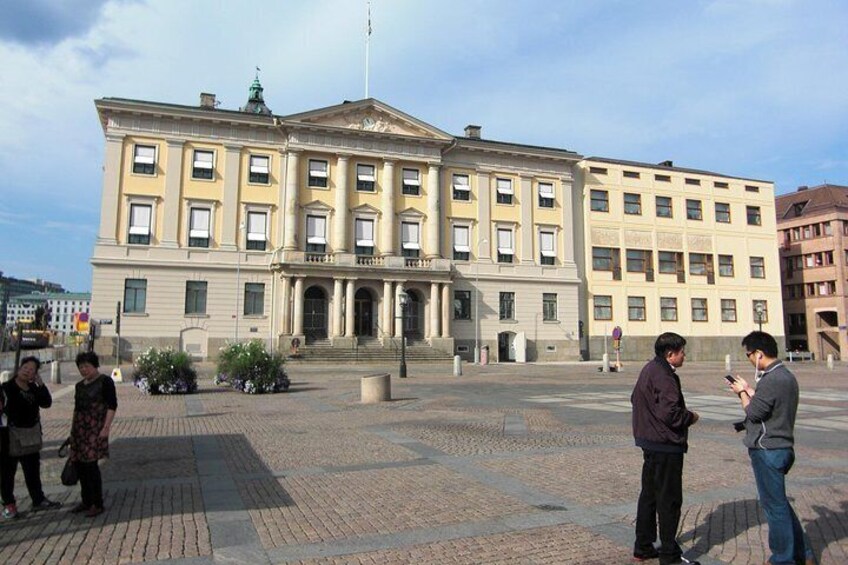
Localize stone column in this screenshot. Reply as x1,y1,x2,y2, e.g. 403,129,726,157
476,171,491,261
332,278,344,337
441,283,451,337
345,279,356,337
275,149,288,249
519,175,534,264
283,150,300,251
98,133,125,244
381,159,396,256
382,280,393,338
429,282,440,338
394,284,405,337
280,276,291,335
560,176,575,263
292,277,304,336
160,139,185,248
221,144,243,250
426,164,441,258
334,155,350,253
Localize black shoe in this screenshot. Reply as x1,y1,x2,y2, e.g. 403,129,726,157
31,498,62,511
634,547,660,561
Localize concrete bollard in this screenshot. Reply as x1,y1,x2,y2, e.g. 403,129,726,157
0,370,10,384
827,354,834,370
361,373,391,403
51,361,61,384
453,355,462,377
725,354,731,372
602,353,610,373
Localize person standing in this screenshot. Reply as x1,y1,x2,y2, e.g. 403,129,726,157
729,331,813,565
69,351,117,518
1,356,62,519
631,332,700,565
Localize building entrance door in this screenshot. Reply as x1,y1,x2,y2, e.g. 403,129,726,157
354,288,374,337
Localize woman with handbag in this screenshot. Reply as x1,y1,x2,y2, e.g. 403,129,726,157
69,351,116,518
1,356,61,519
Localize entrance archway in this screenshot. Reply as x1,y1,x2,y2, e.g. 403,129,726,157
354,288,375,337
498,331,516,362
303,286,328,342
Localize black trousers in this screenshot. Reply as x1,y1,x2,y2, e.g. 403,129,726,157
75,461,103,509
0,450,46,507
634,449,684,565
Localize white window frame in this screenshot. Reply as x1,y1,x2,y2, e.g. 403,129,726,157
496,226,514,260
539,228,556,264
400,221,421,250
401,168,421,195
244,206,270,250
306,215,327,245
538,182,555,208
192,149,215,180
308,159,329,187
356,163,376,191
452,224,471,259
248,154,271,185
188,206,211,246
184,199,217,247
132,144,157,175
354,217,376,253
126,196,157,245
452,173,471,200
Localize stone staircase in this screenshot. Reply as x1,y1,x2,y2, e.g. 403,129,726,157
289,337,454,364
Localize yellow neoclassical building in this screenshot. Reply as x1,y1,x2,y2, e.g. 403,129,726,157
575,158,785,361
91,82,584,362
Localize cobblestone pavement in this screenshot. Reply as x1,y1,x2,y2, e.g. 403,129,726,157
0,360,845,564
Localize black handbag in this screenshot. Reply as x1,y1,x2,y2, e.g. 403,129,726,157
8,423,43,457
58,439,78,486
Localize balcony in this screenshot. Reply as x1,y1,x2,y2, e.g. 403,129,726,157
272,250,451,274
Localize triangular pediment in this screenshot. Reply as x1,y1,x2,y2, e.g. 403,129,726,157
398,207,425,219
280,99,452,141
302,200,334,213
351,203,382,216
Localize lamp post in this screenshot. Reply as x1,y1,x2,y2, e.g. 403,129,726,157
235,221,245,342
755,302,764,333
398,292,408,378
474,238,487,364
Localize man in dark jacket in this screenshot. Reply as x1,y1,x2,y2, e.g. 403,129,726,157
632,332,700,565
729,331,813,565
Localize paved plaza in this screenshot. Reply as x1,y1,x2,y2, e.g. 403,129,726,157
0,359,846,564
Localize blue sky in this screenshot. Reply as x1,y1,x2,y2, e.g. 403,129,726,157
1,0,846,292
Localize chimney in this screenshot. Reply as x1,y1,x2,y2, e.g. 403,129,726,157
199,92,217,109
797,185,808,192
464,124,482,139
658,160,673,167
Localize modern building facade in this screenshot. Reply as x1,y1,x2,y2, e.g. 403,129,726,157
91,85,584,361
575,158,784,361
0,273,63,326
776,184,848,360
7,292,91,337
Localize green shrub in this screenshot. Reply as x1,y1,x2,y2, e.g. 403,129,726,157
133,347,198,395
215,340,289,394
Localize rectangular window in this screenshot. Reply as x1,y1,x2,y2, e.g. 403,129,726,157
715,202,731,223
128,203,152,245
499,292,515,320
496,178,513,204
306,215,327,254
188,207,211,248
714,181,729,189
590,190,609,212
592,247,613,271
308,159,329,188
823,221,832,236
721,299,737,322
244,283,265,316
589,166,608,175
691,298,708,322
753,300,768,323
746,206,762,226
656,196,672,218
401,168,420,196
453,225,470,261
655,174,671,182
454,290,471,320
686,199,702,220
685,178,701,186
355,218,375,255
628,296,646,321
246,211,267,251
626,249,650,273
660,297,678,321
185,281,208,315
718,254,734,277
538,182,554,208
788,313,806,334
123,279,147,313
745,185,760,193
132,144,156,175
539,230,555,265
401,221,420,258
192,150,214,180
690,253,709,276
356,164,376,191
543,293,557,321
249,155,270,184
496,228,514,263
750,256,765,278
452,173,471,201
658,251,678,274
623,170,640,179
624,193,642,215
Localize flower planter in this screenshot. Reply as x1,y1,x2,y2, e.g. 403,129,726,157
133,348,198,395
216,340,289,394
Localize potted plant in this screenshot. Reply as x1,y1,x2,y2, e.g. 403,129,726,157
133,347,198,395
215,340,289,394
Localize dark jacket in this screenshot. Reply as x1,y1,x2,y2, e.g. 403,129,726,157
2,379,52,428
743,361,798,450
631,356,696,453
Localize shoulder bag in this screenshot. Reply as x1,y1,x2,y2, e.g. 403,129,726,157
8,422,43,457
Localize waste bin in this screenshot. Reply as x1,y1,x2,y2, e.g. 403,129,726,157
480,345,489,366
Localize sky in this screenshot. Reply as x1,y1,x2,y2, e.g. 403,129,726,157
0,0,846,292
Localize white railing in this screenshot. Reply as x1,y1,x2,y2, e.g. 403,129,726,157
304,253,334,264
405,258,431,268
356,256,384,266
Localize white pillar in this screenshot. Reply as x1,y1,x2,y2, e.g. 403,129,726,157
333,278,344,337
475,171,491,262
292,277,304,335
381,159,396,256
283,150,300,250
395,284,405,337
98,134,125,244
426,164,441,258
382,280,393,338
430,283,440,339
345,279,356,337
519,175,533,264
160,139,185,247
441,283,451,338
334,155,350,253
221,144,242,250
280,276,291,335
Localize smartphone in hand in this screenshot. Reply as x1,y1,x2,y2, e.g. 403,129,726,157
724,375,737,384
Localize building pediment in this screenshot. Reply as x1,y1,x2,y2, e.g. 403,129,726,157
398,207,425,219
351,203,382,216
302,200,334,213
280,99,453,142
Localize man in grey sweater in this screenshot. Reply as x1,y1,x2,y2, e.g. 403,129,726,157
730,331,813,565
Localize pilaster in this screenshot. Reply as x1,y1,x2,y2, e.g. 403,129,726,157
429,282,440,338
221,144,243,250
476,171,491,261
97,133,125,244
333,278,344,337
519,175,533,264
381,159,396,256
283,150,301,251
345,279,356,337
426,164,441,258
334,155,350,253
160,139,185,248
292,277,305,336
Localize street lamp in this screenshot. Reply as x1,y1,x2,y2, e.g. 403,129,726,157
474,238,488,364
398,292,409,378
755,302,764,333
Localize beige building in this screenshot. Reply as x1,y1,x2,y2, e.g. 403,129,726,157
575,158,785,361
776,184,848,360
91,82,584,362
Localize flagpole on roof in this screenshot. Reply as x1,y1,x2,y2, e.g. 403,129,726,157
365,0,371,98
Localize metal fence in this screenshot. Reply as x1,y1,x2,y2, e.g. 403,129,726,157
0,344,84,372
